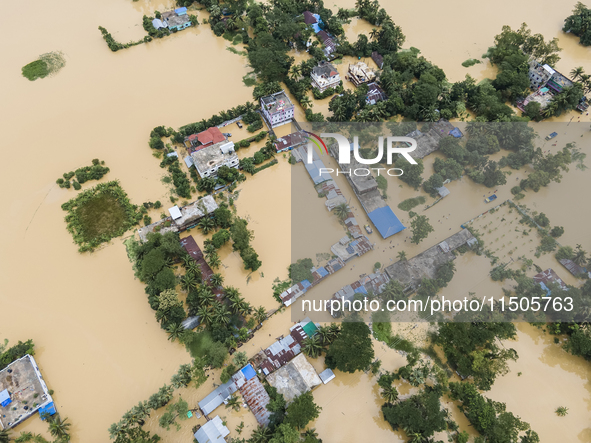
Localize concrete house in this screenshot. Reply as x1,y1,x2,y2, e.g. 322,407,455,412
191,141,238,178
161,7,192,32
347,61,376,87
311,61,340,92
260,90,294,128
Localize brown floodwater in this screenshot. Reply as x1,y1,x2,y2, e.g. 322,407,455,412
2,0,591,441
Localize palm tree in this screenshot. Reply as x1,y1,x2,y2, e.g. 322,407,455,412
207,253,221,270
250,426,272,443
198,218,215,235
300,95,313,110
48,414,71,441
210,273,224,288
166,323,184,342
333,203,349,221
302,336,322,358
197,306,213,326
380,385,399,403
570,66,585,81
397,250,407,261
556,406,569,416
255,306,267,324
204,243,217,255
301,428,319,439
289,64,302,80
237,301,252,317
181,273,198,292
573,245,588,266
369,28,379,41
317,325,333,344
198,286,215,306
225,394,240,411
224,286,242,302
0,429,11,443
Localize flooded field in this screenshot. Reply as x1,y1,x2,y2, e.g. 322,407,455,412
1,0,591,441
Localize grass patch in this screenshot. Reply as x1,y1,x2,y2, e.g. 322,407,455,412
242,72,257,87
22,52,66,81
398,196,426,211
187,330,214,359
462,58,482,67
61,181,141,252
227,46,247,56
232,34,243,45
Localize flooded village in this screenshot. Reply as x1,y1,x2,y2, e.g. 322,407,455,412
2,0,591,442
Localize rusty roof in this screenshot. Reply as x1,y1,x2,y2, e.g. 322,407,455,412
239,377,271,427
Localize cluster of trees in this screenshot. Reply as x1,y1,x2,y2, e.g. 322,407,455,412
300,324,341,358
0,339,35,371
325,320,374,373
449,382,539,443
288,258,314,284
435,316,517,390
159,154,192,198
563,2,591,46
109,361,206,442
409,213,433,245
56,159,109,190
231,217,262,271
239,141,277,174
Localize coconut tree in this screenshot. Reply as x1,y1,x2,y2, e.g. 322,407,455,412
197,306,213,326
317,325,333,344
397,250,407,261
250,426,272,443
333,203,349,221
301,428,319,439
210,273,224,288
237,301,252,317
48,414,71,441
302,336,322,358
166,323,185,342
369,28,379,41
556,406,569,416
255,306,267,324
181,273,198,292
570,66,585,81
225,394,240,411
300,95,313,110
198,217,215,235
0,430,11,443
198,286,215,306
207,252,221,270
380,385,399,403
289,64,302,80
204,243,217,255
573,245,588,266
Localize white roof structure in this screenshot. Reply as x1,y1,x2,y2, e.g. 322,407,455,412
194,415,230,443
168,206,182,220
542,64,556,75
319,368,336,384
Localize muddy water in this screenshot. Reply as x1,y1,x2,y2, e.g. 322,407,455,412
2,0,591,441
0,0,253,440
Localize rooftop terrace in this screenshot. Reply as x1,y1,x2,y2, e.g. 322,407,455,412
0,355,53,430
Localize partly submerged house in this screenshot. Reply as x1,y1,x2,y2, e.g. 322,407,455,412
194,416,229,443
366,82,386,105
371,51,384,69
185,126,227,149
317,30,337,56
533,268,568,296
191,141,239,178
347,62,376,87
161,7,192,31
266,354,322,404
311,61,340,92
260,90,294,128
274,131,306,153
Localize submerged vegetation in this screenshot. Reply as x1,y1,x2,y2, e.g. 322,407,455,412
21,52,66,81
56,159,110,190
62,181,141,252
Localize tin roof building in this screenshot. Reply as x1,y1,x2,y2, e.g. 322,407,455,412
194,416,230,443
266,354,322,404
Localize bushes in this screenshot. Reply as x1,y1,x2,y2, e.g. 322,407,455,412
177,102,255,138
0,340,35,371
98,26,146,52
57,160,110,189
21,51,66,81
247,120,263,132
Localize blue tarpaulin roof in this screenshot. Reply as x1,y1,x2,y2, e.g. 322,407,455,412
368,206,405,239
353,286,368,294
316,267,328,277
175,7,187,15
0,389,11,407
449,127,463,138
311,23,321,33
39,402,56,419
241,364,257,381
301,280,312,289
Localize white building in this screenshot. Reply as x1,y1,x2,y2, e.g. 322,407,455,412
311,61,340,92
190,141,239,178
260,90,294,128
528,59,555,89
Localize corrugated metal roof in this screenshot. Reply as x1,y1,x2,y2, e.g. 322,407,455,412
367,206,405,238
239,376,271,426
